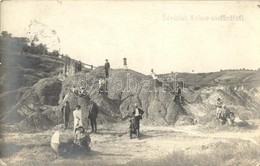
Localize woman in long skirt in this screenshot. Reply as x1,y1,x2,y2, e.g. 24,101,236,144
73,105,83,132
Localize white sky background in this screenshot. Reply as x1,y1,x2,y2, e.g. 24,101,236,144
1,1,260,74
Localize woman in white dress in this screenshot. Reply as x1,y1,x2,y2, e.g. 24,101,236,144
73,105,83,132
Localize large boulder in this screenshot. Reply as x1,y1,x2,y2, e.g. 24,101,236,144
58,68,185,125
33,78,62,106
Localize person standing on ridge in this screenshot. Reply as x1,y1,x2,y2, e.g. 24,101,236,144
150,69,160,87
104,59,110,78
175,85,182,103
61,101,71,130
123,58,128,70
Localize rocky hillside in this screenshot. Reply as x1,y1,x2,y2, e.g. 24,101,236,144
1,64,260,132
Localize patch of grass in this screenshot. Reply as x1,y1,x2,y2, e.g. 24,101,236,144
124,141,260,166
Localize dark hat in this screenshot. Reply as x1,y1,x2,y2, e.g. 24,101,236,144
75,126,85,133
217,98,221,101
105,59,108,61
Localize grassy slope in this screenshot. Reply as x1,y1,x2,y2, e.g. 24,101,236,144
0,52,64,92
160,70,260,88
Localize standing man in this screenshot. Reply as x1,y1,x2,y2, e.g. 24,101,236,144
61,101,70,130
104,59,110,78
175,85,182,103
123,58,128,70
88,100,99,133
216,98,223,118
130,104,144,139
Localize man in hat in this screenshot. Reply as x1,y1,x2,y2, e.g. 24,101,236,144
130,104,144,139
123,58,128,70
104,59,110,78
174,85,182,103
61,101,71,129
216,98,223,118
88,100,99,133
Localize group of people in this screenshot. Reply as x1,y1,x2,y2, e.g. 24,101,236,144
51,99,100,155
61,100,99,133
151,69,183,103
72,85,87,97
215,98,235,125
51,100,144,155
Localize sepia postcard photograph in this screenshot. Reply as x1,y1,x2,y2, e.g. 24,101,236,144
0,0,260,165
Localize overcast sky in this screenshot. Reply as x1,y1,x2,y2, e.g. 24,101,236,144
1,1,260,74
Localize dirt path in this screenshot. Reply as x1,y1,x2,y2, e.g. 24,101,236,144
1,121,260,165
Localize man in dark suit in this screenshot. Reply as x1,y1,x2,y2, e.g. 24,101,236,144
130,104,144,139
88,100,99,133
61,101,70,129
104,59,110,78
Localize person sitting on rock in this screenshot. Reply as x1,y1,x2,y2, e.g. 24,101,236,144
228,111,235,125
72,85,79,95
98,77,106,94
129,104,144,139
219,105,230,125
219,105,235,125
78,86,86,97
74,126,91,152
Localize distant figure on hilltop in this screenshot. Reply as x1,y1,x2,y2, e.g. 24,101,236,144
150,69,160,87
104,59,110,78
123,58,128,70
78,61,82,72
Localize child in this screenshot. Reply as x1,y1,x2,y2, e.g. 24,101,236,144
74,126,91,151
